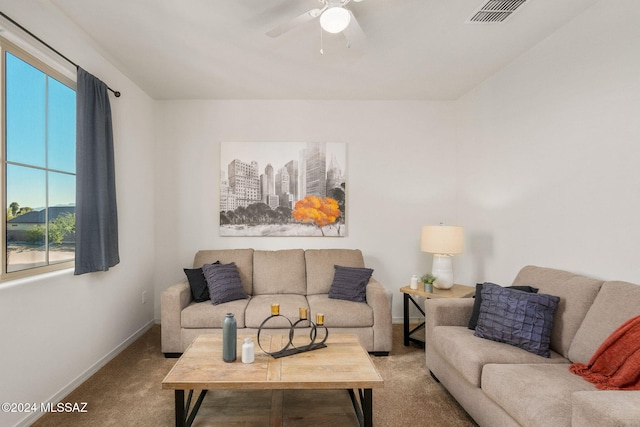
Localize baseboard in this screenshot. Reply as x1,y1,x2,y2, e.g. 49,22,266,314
17,319,155,427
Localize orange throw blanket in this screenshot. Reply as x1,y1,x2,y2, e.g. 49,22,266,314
569,314,640,390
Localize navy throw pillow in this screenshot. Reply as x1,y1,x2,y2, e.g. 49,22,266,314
328,265,374,303
468,283,539,330
474,283,560,358
183,261,220,302
184,267,209,302
202,262,248,305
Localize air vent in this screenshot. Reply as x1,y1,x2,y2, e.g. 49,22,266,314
467,0,528,23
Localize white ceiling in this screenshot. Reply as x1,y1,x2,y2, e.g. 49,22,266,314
43,0,599,100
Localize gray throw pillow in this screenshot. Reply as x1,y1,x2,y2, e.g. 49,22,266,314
202,262,248,305
328,265,374,303
474,282,560,357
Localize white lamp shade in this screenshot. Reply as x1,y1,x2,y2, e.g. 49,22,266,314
421,225,464,255
320,7,351,33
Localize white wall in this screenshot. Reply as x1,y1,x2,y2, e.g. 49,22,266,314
154,100,458,320
455,0,640,286
0,3,157,426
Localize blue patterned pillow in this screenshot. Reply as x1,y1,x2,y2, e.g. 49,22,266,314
467,283,539,330
328,265,374,303
474,283,560,357
202,262,248,305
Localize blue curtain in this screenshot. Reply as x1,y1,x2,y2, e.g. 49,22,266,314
74,67,119,275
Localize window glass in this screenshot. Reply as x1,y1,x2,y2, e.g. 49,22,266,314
47,77,76,173
47,171,75,266
5,52,46,167
6,165,47,272
3,43,76,278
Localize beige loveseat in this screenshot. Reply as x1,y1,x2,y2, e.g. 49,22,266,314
425,265,640,427
161,248,392,357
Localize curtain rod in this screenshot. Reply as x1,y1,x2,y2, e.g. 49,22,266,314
0,11,121,97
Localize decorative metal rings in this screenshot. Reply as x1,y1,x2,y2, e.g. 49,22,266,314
256,313,329,358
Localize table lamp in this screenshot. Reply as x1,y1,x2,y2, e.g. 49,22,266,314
421,224,464,289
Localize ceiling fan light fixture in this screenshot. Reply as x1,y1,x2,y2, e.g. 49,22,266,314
320,7,351,33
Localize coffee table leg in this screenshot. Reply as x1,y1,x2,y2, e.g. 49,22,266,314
363,388,373,427
175,390,185,427
174,389,208,427
349,388,373,427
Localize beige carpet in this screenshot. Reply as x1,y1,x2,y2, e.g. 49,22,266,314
31,324,476,426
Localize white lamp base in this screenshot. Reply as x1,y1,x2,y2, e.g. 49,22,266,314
431,254,454,289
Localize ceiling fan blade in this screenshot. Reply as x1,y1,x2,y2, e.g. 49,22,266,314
343,10,365,48
266,8,323,38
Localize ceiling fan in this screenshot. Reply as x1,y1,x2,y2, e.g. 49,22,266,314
266,0,365,48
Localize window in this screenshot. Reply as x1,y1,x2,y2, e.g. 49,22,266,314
1,38,76,280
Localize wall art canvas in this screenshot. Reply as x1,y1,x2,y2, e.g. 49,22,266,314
220,141,346,237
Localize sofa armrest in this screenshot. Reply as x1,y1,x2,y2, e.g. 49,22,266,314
572,390,640,426
424,298,474,343
366,278,393,353
161,281,192,354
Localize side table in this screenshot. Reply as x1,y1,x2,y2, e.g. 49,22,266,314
400,283,475,346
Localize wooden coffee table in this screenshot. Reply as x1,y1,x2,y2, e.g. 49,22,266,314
162,333,384,427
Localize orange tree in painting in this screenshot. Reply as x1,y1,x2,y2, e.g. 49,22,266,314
292,196,341,236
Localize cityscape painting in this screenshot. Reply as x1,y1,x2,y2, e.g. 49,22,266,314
219,141,346,237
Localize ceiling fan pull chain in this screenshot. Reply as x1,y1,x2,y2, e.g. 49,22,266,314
320,25,324,55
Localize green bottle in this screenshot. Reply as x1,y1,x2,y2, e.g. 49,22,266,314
223,313,237,362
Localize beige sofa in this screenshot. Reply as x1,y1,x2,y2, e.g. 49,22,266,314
425,265,640,427
162,248,392,357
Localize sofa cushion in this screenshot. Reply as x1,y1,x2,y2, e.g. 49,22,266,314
181,298,250,328
482,364,594,427
307,294,374,327
252,250,306,295
202,262,249,305
431,326,568,387
474,283,560,357
305,249,366,295
568,281,640,364
328,265,373,303
244,294,309,328
468,283,539,330
572,390,640,427
193,249,254,295
511,265,603,358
